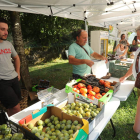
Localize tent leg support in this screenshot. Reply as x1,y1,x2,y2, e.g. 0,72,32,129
110,119,116,137
133,89,136,98
98,136,102,140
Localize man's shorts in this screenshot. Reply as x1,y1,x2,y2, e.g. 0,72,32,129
0,77,21,109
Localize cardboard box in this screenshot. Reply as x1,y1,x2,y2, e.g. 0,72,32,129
65,78,115,105
56,98,105,133
19,104,89,140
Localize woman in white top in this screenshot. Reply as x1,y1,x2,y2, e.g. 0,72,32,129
113,44,128,59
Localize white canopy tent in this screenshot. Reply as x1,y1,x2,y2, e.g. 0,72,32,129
0,0,140,32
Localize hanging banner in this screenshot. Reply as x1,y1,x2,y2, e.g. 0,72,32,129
108,25,118,40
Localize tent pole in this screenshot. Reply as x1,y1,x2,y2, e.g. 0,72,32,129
85,20,88,44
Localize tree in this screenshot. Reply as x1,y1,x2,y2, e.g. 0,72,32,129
9,11,32,91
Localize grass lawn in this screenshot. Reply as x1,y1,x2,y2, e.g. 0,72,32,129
29,59,72,89
29,59,138,140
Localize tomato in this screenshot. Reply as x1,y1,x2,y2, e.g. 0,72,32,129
77,83,86,88
93,86,100,93
72,88,80,93
89,90,96,96
73,85,78,88
87,85,92,89
82,93,87,97
80,88,87,94
104,81,111,86
99,79,105,85
87,94,91,99
87,88,92,93
95,93,102,99
102,93,106,96
89,96,95,100
104,83,110,88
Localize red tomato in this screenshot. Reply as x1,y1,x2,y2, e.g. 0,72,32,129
87,94,91,99
77,83,86,88
90,96,95,100
99,79,105,85
93,86,100,93
104,83,110,88
104,81,111,86
87,85,92,89
73,85,78,88
87,88,92,93
102,93,106,96
95,93,102,99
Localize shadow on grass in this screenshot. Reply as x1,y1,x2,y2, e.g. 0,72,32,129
29,62,73,89
100,93,138,140
100,122,138,140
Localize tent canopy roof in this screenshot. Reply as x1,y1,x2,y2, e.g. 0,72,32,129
0,0,140,32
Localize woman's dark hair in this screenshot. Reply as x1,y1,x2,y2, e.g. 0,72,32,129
134,36,137,42
121,34,125,39
72,29,84,40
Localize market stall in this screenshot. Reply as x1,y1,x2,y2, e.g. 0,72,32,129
6,76,134,140
0,1,139,140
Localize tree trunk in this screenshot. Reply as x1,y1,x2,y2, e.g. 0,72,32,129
9,11,32,91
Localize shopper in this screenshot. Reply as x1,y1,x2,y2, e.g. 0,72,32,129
119,34,130,47
113,44,128,59
68,29,108,79
0,18,21,116
119,26,140,139
130,36,139,52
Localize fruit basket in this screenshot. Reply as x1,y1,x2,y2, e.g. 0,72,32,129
19,104,89,140
65,75,120,105
0,110,38,140
56,98,105,133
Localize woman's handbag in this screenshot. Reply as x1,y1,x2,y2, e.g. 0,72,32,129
135,52,140,88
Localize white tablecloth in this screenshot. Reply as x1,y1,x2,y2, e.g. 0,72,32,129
88,97,120,140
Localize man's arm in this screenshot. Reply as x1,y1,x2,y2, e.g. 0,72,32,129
69,55,94,67
12,55,20,81
119,64,133,82
91,52,108,63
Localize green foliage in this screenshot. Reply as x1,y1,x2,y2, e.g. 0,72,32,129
0,10,108,62
127,32,132,38
20,13,85,49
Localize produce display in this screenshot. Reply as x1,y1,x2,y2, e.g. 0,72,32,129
72,79,111,100
0,124,26,140
27,115,83,140
61,101,101,119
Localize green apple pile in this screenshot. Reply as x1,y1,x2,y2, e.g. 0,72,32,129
27,116,82,140
0,124,26,140
61,101,101,119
